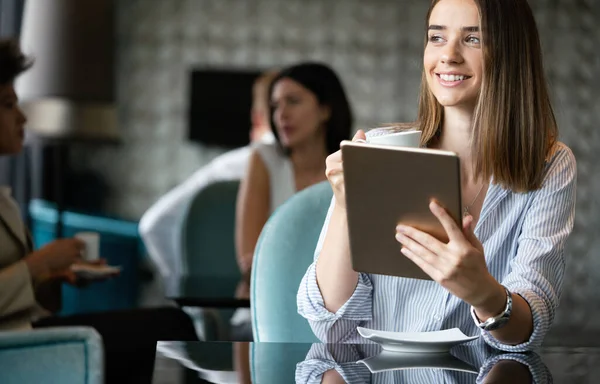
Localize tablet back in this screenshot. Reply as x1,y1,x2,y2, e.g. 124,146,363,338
341,141,462,280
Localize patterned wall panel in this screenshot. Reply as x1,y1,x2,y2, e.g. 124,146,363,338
70,0,599,332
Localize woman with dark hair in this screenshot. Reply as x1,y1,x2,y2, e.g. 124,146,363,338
298,0,576,354
233,62,353,334
267,62,353,157
0,38,198,382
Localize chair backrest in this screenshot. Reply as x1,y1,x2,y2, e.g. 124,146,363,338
0,327,103,384
182,180,241,277
251,181,333,342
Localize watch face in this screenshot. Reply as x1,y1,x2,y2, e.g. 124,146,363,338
485,317,510,331
470,287,513,331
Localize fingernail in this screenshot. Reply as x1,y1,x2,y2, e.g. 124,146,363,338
395,233,405,244
396,225,406,233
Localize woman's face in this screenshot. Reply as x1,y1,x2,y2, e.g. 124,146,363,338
423,0,483,111
0,84,26,155
271,78,330,149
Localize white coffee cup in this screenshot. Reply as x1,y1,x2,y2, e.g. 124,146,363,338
75,232,100,261
367,130,422,148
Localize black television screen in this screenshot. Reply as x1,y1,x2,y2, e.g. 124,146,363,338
188,69,262,149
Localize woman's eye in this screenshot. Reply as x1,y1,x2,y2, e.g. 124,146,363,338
466,36,481,44
428,35,444,43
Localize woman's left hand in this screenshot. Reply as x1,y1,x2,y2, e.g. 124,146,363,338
395,200,501,308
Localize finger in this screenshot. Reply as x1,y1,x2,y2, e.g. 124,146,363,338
430,200,465,243
352,129,366,142
462,215,473,232
325,158,342,178
462,215,484,252
461,215,476,239
326,150,341,164
400,246,442,281
325,164,343,179
396,224,446,257
396,232,441,268
462,215,477,242
71,238,86,248
61,270,78,285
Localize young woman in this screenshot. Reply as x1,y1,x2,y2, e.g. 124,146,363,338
298,0,576,352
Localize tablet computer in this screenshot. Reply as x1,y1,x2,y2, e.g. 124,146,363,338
341,141,463,280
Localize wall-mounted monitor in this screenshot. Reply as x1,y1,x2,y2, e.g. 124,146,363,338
188,68,262,149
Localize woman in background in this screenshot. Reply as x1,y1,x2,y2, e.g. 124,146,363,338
0,39,198,383
232,62,353,338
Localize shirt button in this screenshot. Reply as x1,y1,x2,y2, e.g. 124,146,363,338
433,314,443,322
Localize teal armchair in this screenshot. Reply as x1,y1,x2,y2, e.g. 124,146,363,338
251,181,333,342
180,180,241,340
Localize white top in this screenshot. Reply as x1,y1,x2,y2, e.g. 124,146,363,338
297,132,577,352
253,141,296,214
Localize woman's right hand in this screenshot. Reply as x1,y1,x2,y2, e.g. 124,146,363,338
325,129,366,209
24,238,85,283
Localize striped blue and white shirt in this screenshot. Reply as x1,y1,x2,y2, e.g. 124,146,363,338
297,140,577,352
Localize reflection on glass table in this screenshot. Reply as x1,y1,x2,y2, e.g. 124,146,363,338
154,339,600,383
164,274,250,309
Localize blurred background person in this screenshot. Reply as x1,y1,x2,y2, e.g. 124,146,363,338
0,38,101,331
232,62,354,339
0,38,198,383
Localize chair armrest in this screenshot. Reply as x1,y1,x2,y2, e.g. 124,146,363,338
0,326,104,384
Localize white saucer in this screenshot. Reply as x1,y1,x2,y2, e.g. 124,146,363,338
357,327,479,353
70,264,121,279
358,350,479,374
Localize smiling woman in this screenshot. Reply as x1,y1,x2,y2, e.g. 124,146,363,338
298,0,576,353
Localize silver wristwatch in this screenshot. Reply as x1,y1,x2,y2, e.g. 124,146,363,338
470,286,513,331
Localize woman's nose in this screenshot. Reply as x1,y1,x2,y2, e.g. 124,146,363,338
440,40,463,64
17,106,27,125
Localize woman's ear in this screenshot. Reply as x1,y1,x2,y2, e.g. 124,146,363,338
319,105,331,124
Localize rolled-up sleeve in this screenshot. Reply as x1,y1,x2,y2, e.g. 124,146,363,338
483,145,577,352
297,197,373,343
477,353,551,383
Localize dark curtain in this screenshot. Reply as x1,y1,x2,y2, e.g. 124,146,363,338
0,0,29,219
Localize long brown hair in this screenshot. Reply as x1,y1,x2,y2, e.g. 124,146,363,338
392,0,557,192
